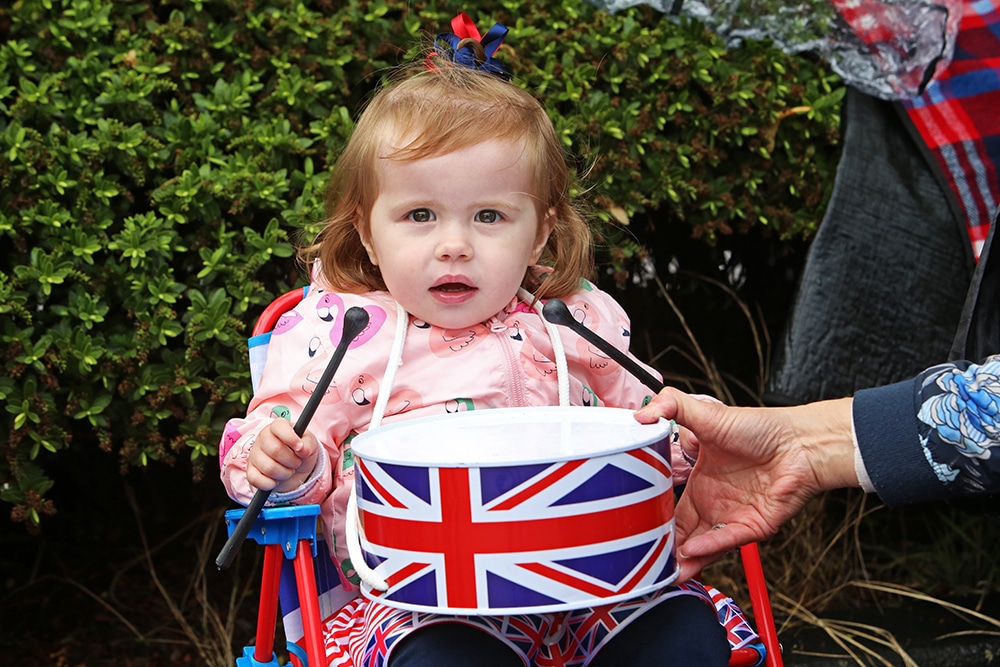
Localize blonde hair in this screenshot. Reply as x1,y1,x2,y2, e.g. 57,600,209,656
302,63,594,300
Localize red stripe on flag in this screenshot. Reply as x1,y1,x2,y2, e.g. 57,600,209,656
627,447,671,480
356,458,407,509
515,530,669,597
384,561,432,589
489,459,587,510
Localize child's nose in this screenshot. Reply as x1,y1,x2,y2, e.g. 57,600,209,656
435,224,473,261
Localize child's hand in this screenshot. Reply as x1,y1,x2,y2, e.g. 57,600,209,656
246,418,320,493
672,424,700,486
668,394,720,486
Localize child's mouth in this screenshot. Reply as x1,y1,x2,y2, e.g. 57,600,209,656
433,283,474,293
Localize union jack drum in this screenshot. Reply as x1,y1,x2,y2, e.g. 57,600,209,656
350,406,678,615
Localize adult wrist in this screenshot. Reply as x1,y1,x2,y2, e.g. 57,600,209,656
797,397,861,492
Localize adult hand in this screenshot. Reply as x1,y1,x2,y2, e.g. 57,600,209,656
635,388,858,581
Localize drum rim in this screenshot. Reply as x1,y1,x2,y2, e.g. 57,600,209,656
351,406,673,467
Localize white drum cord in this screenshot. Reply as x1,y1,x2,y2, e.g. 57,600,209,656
519,288,571,408
346,473,388,591
346,301,406,593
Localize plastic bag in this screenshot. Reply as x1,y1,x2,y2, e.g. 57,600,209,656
587,0,961,99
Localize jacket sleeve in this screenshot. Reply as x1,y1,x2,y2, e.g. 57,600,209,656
562,283,663,409
219,300,338,509
854,353,1000,505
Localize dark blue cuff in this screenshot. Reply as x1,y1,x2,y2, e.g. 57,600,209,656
853,379,943,506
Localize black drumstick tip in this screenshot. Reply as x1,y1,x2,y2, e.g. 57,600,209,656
542,298,576,327
343,305,370,336
542,297,665,393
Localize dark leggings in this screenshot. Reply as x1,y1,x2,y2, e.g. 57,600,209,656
388,595,731,667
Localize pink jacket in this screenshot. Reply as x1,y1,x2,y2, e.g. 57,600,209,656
220,275,663,591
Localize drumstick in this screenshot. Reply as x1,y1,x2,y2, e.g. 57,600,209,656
542,298,665,393
215,305,370,571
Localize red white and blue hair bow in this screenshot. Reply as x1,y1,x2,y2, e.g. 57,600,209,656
429,13,510,79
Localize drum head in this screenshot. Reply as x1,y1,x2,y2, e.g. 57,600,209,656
351,406,672,467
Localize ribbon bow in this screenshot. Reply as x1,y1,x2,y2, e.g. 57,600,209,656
428,13,510,79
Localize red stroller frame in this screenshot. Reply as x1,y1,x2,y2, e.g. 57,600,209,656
225,504,326,667
225,287,784,667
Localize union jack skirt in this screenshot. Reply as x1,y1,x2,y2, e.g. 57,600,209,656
321,581,760,667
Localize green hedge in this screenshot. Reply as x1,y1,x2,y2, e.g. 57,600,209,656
0,0,841,525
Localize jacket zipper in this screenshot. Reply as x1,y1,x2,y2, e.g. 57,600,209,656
489,317,527,407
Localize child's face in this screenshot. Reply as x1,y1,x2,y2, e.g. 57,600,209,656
362,138,552,329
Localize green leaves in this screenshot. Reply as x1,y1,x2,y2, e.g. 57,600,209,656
13,248,75,297
193,72,264,114
108,212,178,269
6,124,29,161
186,288,235,344
514,8,841,244
71,391,113,427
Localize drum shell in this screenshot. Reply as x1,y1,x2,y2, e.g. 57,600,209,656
351,406,678,615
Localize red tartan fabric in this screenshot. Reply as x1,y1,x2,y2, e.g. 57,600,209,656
901,0,1000,259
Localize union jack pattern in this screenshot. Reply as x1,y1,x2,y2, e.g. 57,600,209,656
320,581,759,667
278,534,356,644
706,584,763,653
356,445,677,614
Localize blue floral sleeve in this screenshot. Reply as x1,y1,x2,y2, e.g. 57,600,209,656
915,354,1000,496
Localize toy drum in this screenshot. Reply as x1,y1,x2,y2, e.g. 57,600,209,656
349,406,679,615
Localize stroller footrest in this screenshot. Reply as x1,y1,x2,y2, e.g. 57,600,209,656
224,504,321,559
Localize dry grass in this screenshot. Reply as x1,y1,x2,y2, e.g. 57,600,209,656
125,487,249,667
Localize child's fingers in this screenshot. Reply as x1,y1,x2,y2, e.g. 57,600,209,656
268,418,318,458
296,431,320,460
247,456,298,490
246,418,321,494
246,421,297,479
252,421,297,468
268,417,300,446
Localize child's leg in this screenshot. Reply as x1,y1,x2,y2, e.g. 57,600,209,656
589,594,730,667
388,621,525,667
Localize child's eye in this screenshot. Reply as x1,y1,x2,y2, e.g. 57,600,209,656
407,208,435,222
475,209,501,223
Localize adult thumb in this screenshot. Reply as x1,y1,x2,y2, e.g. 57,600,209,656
635,386,706,425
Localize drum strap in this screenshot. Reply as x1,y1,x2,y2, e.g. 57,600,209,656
519,288,571,407
370,301,410,429
351,301,410,593
367,291,571,430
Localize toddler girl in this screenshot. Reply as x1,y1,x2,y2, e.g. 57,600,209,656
221,15,756,667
